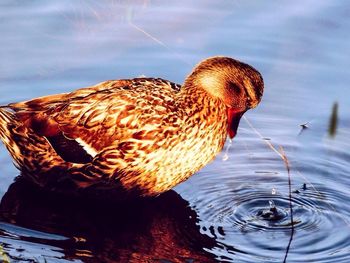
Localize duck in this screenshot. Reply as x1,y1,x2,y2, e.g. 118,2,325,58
0,56,264,198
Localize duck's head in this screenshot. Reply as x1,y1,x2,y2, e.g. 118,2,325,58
185,56,264,139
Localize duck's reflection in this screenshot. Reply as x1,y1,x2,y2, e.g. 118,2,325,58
0,177,216,263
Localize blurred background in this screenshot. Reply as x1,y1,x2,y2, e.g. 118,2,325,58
0,1,349,262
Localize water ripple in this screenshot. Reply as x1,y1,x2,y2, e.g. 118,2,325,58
190,180,350,262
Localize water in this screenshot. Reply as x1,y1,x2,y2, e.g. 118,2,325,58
0,1,350,262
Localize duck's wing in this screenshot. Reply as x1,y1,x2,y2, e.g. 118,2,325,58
9,78,181,165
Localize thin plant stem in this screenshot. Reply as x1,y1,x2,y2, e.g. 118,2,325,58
280,147,294,263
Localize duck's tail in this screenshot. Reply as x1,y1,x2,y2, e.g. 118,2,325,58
0,107,24,168
0,107,65,175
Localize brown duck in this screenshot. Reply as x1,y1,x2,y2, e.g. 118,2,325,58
0,57,264,197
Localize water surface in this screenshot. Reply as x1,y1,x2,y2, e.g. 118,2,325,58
0,1,350,262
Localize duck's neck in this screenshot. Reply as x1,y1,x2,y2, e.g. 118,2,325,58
176,82,227,148
177,81,221,116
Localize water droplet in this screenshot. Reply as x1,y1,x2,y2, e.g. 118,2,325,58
269,200,275,209
271,188,277,195
222,139,233,161
222,154,229,161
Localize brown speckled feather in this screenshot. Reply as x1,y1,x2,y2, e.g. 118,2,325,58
0,57,264,197
11,78,180,151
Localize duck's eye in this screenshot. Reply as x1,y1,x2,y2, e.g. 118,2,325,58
229,83,242,94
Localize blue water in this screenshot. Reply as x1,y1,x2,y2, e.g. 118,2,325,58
0,1,350,262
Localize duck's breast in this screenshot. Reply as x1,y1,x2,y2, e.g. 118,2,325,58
124,102,228,195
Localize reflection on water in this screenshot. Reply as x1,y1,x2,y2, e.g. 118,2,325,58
0,178,216,262
1,0,350,262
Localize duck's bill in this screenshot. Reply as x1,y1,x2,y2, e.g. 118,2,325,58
227,108,245,139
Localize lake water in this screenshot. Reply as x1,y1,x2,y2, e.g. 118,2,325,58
0,1,350,262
